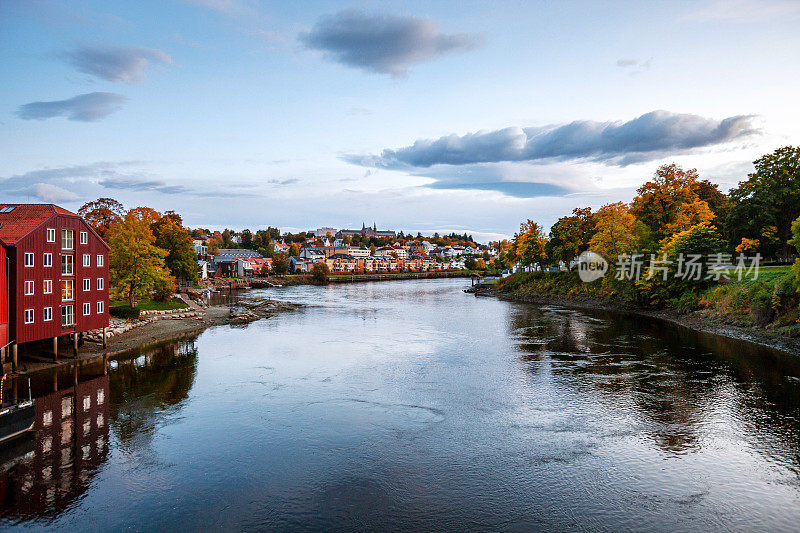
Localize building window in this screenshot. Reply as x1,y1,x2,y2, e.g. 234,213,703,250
83,254,90,267
61,280,74,301
97,278,104,290
97,389,104,405
24,252,34,267
97,301,104,314
62,305,75,326
83,278,90,291
43,253,53,267
47,228,56,242
96,254,104,267
80,231,88,244
44,279,53,294
43,410,53,427
43,307,53,321
83,395,91,411
62,255,73,275
24,309,34,324
24,280,34,295
61,397,73,417
62,229,74,250
83,302,91,316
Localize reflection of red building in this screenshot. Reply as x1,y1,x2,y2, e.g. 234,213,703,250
0,374,110,519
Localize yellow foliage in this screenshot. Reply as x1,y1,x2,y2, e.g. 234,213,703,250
735,237,760,253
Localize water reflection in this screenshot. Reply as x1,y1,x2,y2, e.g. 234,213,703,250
0,373,109,521
509,304,800,459
0,339,198,525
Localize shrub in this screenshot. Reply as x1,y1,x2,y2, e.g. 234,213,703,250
110,305,140,319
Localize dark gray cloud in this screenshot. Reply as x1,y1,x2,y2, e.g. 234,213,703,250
347,111,757,169
98,177,188,194
64,45,172,82
299,10,483,76
17,92,127,122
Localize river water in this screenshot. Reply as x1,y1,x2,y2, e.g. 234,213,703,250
2,278,800,531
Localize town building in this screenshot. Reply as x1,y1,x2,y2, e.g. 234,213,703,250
0,204,110,370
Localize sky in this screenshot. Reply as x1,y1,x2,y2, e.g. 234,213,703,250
1,0,799,242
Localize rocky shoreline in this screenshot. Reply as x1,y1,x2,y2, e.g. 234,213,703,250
467,284,800,356
15,297,301,374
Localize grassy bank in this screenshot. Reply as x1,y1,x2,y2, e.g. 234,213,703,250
490,267,800,337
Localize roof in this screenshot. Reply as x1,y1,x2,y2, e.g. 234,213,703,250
0,203,77,245
217,248,263,258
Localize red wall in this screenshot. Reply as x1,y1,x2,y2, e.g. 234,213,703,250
0,245,7,349
12,214,109,344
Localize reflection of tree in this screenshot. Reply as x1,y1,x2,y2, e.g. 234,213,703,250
508,305,800,458
109,340,198,447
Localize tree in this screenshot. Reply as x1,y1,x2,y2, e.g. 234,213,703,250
312,262,329,284
152,215,198,283
464,257,477,270
589,202,646,259
289,243,300,257
109,211,173,307
272,253,289,275
638,224,725,305
665,199,715,235
78,198,124,240
727,146,800,259
548,207,597,264
128,206,161,223
513,220,548,269
631,164,711,242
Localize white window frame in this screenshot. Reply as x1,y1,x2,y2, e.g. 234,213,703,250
43,279,53,294
24,309,34,324
83,302,91,316
97,301,104,314
83,278,90,291
43,253,53,267
62,229,74,250
62,305,75,326
80,231,88,244
62,280,74,302
43,307,53,321
96,254,104,267
83,254,90,267
24,280,34,295
62,255,73,276
97,278,104,290
46,228,56,242
24,252,34,267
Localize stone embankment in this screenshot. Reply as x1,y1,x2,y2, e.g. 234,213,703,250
83,307,201,343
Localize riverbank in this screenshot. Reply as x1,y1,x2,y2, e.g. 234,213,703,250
468,281,800,355
13,298,301,375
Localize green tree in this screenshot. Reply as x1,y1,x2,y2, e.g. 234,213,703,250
548,207,597,264
727,146,800,259
152,215,198,283
312,262,330,284
109,212,173,307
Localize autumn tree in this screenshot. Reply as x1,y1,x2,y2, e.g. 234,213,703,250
78,198,124,240
665,199,715,235
726,146,800,259
631,164,724,243
152,214,198,283
510,220,548,269
311,262,329,284
589,202,649,259
109,211,173,307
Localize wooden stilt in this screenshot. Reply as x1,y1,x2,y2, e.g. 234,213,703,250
12,344,17,372
102,327,107,349
53,336,58,362
73,332,78,356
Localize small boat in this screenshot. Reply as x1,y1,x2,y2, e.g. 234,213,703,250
0,376,35,444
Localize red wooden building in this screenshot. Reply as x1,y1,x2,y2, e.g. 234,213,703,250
0,204,109,368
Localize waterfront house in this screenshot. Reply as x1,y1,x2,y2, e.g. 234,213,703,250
0,204,109,368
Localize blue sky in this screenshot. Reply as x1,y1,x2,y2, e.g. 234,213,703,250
2,0,799,241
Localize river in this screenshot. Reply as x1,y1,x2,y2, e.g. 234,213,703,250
2,278,800,531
